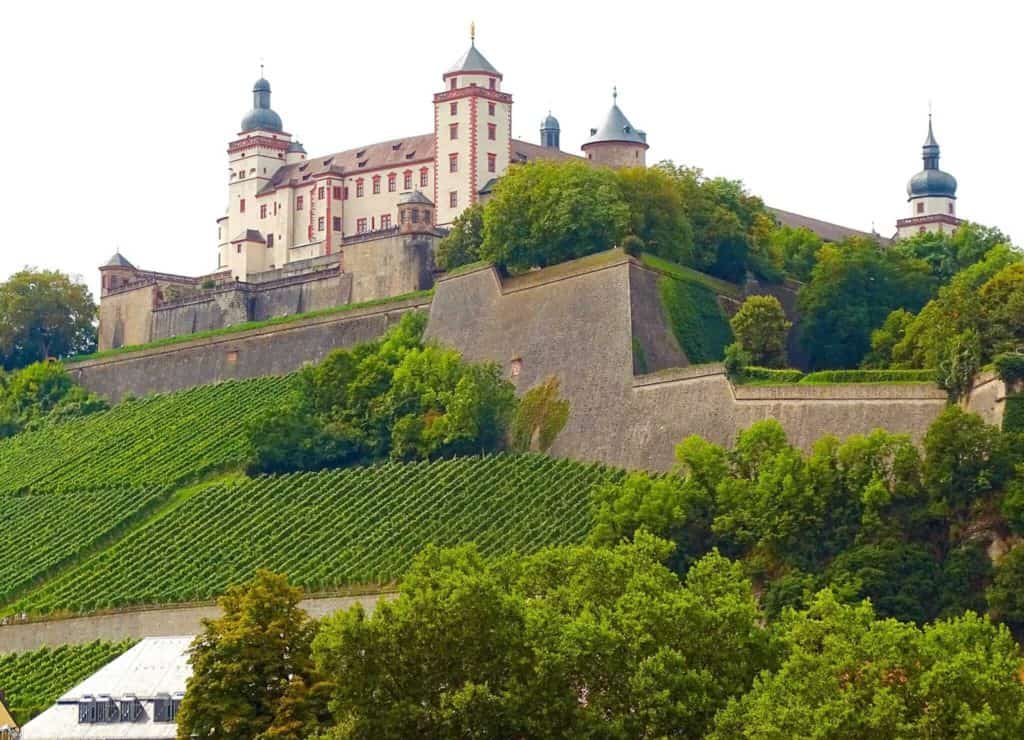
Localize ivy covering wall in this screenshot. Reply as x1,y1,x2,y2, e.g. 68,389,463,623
657,276,733,364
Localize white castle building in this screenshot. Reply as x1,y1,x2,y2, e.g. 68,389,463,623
214,31,648,281
95,32,965,352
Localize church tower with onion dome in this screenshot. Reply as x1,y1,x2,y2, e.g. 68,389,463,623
896,115,961,238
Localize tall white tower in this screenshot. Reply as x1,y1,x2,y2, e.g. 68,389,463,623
222,74,292,277
896,115,960,239
433,27,512,225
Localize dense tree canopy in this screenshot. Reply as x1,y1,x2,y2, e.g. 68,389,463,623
177,571,327,740
0,269,97,370
312,536,769,739
435,202,484,271
247,313,517,473
0,361,107,438
798,237,934,369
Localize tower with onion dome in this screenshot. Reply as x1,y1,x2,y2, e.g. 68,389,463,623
896,115,961,238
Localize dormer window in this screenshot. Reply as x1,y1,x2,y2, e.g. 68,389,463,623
356,149,367,158
392,142,402,150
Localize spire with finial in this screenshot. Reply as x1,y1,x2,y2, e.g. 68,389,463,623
470,21,475,44
613,85,618,103
922,110,940,169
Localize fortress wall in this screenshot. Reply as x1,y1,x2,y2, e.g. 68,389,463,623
251,272,353,321
965,370,1006,427
342,235,436,305
150,288,251,340
0,593,391,653
97,284,156,350
425,254,952,470
69,296,431,402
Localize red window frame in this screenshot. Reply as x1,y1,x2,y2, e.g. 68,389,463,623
487,153,496,173
488,123,496,141
449,190,457,208
449,153,458,173
356,179,364,197
372,176,381,195
381,213,392,229
388,173,397,192
488,102,495,116
332,186,342,200
420,168,429,187
260,204,267,218
318,186,325,200
449,123,458,140
450,102,458,115
296,195,304,210
239,198,246,213
357,217,368,233
403,170,413,190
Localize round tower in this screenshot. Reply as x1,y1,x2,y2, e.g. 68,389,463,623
896,114,960,238
285,140,307,164
541,112,560,150
581,88,648,168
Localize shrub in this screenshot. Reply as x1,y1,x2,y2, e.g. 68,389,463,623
1004,394,1024,434
994,353,1024,386
730,295,791,367
735,366,804,384
797,369,937,384
620,234,644,257
511,376,570,453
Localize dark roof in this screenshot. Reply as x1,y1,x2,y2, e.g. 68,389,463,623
541,113,560,130
510,139,584,164
769,207,891,246
231,229,266,243
258,133,435,195
447,42,499,75
286,140,307,154
584,94,647,147
479,178,498,195
907,116,956,199
241,77,283,133
399,190,433,205
102,251,135,269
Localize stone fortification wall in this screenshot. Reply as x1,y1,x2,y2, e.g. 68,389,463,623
341,233,436,304
69,295,431,402
425,253,951,470
97,283,157,350
0,592,391,653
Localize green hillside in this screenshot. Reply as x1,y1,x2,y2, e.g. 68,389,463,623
0,640,136,724
7,456,622,617
0,375,296,494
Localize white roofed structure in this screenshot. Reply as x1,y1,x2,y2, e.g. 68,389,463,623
20,637,192,740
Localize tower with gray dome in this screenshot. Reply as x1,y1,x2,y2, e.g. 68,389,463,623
896,115,961,238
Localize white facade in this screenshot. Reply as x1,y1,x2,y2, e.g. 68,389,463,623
218,38,532,281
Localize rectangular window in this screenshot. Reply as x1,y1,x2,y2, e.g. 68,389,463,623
489,78,496,90
239,198,246,213
333,216,342,231
404,171,413,190
412,208,420,223
388,174,397,192
488,153,496,173
381,213,392,229
344,186,349,199
488,123,496,141
296,195,304,211
357,217,367,233
373,177,381,195
450,77,457,90
260,204,267,218
317,216,325,231
333,186,342,200
274,202,278,215
356,180,364,197
449,190,458,208
449,153,458,173
267,233,274,247
318,186,325,200
449,123,458,140
916,202,924,214
420,169,429,187
948,203,954,214
450,102,458,115
488,102,495,116
236,244,242,254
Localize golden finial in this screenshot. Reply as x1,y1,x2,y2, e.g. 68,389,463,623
470,21,476,44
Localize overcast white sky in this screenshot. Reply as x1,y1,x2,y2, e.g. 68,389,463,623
1,0,1019,297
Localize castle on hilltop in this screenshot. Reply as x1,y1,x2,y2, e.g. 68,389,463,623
95,32,963,353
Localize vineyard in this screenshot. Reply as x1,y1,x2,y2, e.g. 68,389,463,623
7,455,622,617
0,485,170,605
0,640,136,724
0,376,297,494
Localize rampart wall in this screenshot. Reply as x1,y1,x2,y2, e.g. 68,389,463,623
0,592,391,653
68,295,431,402
76,250,1002,470
425,255,953,470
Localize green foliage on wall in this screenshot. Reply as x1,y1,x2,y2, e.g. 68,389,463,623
734,367,805,384
511,376,571,453
631,337,648,375
1003,393,1024,433
657,276,733,364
